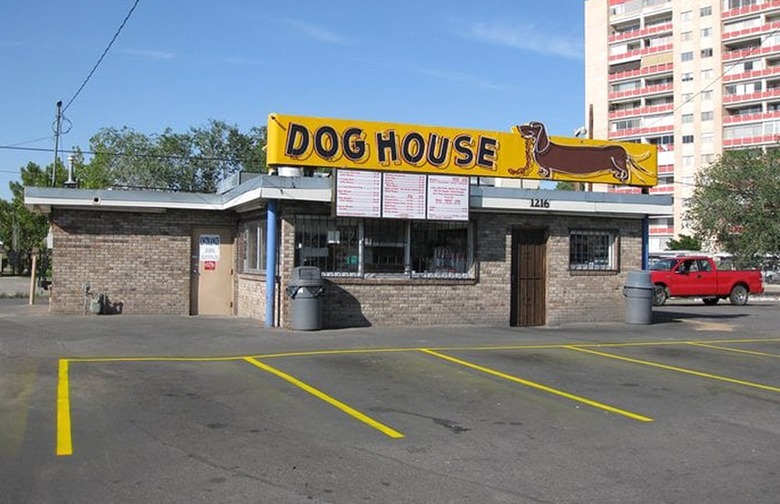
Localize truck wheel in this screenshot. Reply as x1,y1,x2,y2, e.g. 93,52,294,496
702,297,719,306
729,285,749,306
652,285,668,306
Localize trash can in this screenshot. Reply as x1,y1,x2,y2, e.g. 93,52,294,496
286,266,324,330
623,270,653,325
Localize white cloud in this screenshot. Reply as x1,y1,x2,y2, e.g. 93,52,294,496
123,48,177,61
469,22,583,60
284,19,347,45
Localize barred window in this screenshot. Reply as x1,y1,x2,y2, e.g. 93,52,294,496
242,220,267,273
569,230,618,272
294,216,473,279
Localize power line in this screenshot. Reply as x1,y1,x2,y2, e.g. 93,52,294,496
62,0,142,113
0,144,262,164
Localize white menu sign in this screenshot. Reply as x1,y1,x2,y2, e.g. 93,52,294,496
426,175,470,221
382,173,427,220
335,170,382,218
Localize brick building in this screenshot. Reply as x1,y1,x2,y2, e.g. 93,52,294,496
26,173,670,328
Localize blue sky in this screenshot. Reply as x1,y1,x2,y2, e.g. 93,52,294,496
0,0,585,200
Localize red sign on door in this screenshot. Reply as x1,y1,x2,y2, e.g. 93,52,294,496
204,260,216,271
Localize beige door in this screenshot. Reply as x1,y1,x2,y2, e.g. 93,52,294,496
190,228,234,315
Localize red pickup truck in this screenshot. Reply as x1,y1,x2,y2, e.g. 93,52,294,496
649,255,764,306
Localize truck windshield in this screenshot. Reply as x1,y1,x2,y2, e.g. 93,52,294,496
650,258,676,271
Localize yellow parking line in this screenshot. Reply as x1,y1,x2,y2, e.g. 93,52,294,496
56,359,72,456
688,342,780,358
419,349,653,423
567,346,780,393
243,357,404,439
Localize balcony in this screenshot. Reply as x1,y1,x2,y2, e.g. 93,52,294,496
723,20,780,42
609,43,673,63
609,82,673,101
723,65,780,83
649,225,674,236
609,123,674,139
658,163,674,175
723,134,780,148
609,62,673,82
609,22,673,44
722,0,780,20
650,184,674,194
723,88,780,105
723,110,780,124
609,103,674,120
723,43,780,62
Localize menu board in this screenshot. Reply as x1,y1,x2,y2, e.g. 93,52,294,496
335,170,470,221
335,170,382,217
382,173,427,220
427,175,470,221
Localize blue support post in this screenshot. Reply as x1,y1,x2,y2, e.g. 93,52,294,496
265,200,278,328
642,216,649,270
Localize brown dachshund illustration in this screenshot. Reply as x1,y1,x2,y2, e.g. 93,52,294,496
515,121,651,183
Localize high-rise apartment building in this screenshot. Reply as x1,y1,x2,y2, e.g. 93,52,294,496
585,0,778,251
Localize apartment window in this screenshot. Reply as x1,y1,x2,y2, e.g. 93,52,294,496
726,0,758,9
681,31,693,41
681,10,692,21
294,215,473,278
701,90,713,101
681,92,694,102
682,113,694,123
682,72,694,82
701,48,713,58
242,220,267,273
701,27,712,38
700,6,713,16
611,80,642,92
682,155,694,166
701,111,714,121
701,69,714,81
681,51,693,62
702,153,715,164
612,118,642,131
702,133,714,145
682,135,695,143
569,230,618,272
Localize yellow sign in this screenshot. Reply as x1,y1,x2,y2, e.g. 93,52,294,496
266,114,657,187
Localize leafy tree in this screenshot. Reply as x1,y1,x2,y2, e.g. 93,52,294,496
555,181,576,191
687,148,780,265
0,162,54,273
84,120,267,192
666,234,701,251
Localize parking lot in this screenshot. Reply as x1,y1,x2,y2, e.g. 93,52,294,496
2,297,780,503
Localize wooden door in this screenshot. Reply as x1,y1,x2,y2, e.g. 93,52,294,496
511,229,547,327
190,228,234,316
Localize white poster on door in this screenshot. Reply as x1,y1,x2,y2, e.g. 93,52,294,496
199,235,221,262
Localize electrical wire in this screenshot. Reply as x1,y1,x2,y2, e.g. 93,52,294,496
0,144,263,164
62,0,142,113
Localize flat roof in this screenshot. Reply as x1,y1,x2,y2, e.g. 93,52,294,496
25,174,672,218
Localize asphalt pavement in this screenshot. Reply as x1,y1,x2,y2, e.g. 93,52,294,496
2,277,780,503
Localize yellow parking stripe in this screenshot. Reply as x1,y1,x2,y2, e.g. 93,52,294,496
687,342,780,358
243,357,404,439
419,349,653,423
567,346,780,393
56,359,72,456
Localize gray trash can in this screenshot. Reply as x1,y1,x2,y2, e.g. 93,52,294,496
286,266,324,330
623,270,653,325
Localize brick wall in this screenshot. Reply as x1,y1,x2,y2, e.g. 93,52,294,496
278,208,643,328
50,208,236,315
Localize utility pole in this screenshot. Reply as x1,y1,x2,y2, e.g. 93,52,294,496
52,100,63,187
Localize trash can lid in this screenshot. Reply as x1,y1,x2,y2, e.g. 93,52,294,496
291,266,322,283
625,270,653,289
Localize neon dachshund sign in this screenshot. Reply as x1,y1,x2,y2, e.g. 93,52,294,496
266,113,658,186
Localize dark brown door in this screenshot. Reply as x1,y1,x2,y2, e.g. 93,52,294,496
511,229,547,327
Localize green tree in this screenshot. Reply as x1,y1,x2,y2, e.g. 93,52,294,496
0,162,54,273
84,120,267,192
555,181,576,191
666,234,701,251
687,149,780,265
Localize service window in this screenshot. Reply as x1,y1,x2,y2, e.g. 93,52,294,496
294,216,473,279
242,220,267,273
